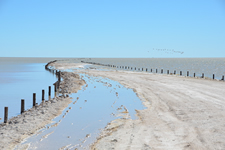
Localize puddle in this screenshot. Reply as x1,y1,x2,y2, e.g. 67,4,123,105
15,74,145,150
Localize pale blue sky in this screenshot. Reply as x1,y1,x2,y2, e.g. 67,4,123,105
0,0,225,58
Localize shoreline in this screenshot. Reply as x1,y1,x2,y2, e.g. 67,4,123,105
52,61,225,149
0,63,85,150
1,59,225,149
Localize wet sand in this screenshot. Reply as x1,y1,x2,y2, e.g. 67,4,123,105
51,61,225,150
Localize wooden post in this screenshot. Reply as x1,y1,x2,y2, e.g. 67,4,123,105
194,73,196,77
146,68,148,72
187,71,189,77
49,86,51,100
167,70,169,74
222,75,224,81
33,93,36,107
156,69,157,73
180,71,182,76
202,73,204,78
213,74,215,80
4,107,8,123
161,69,163,74
151,69,152,72
131,67,132,70
142,68,143,71
21,99,25,114
135,67,136,70
42,90,45,101
58,71,61,82
174,70,176,75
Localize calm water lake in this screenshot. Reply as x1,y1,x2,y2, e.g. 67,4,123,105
0,57,65,123
87,58,225,80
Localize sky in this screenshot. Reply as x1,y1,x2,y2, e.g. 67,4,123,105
0,0,225,58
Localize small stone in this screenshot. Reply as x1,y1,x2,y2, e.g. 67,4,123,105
111,139,117,142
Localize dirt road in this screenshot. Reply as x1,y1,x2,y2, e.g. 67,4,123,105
78,69,225,150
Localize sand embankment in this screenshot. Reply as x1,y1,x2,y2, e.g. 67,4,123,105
0,64,85,150
69,67,225,150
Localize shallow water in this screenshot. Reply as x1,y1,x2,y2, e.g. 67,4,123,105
83,58,225,80
16,74,145,149
0,58,59,123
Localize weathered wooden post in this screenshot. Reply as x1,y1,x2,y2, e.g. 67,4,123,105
131,67,132,70
54,83,57,97
180,71,182,76
58,71,61,82
213,74,215,80
33,93,36,107
48,86,51,100
222,75,224,81
151,69,152,72
156,69,158,73
187,71,189,77
142,68,143,71
146,68,148,72
202,73,204,78
194,73,196,77
4,107,8,123
42,90,45,102
167,70,169,74
174,70,176,75
135,67,136,70
161,69,163,74
21,99,25,114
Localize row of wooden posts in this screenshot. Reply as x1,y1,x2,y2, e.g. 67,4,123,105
3,68,61,124
82,61,225,81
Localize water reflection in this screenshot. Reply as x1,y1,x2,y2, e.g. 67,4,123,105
16,74,145,150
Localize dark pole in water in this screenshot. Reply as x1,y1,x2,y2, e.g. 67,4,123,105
4,107,8,123
167,70,169,74
142,68,143,71
187,71,189,77
33,93,36,107
213,74,215,80
151,69,152,72
222,75,224,81
156,69,157,73
42,90,45,101
180,71,182,76
202,73,204,78
21,99,25,114
161,69,163,74
174,70,176,75
54,83,57,97
58,71,61,82
146,68,148,72
194,73,196,77
49,86,51,100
